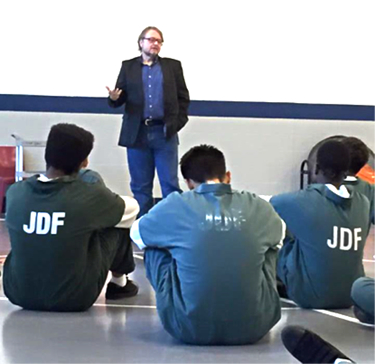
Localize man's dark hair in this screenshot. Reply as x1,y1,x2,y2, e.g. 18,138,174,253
316,140,350,182
138,26,164,51
45,123,94,175
342,137,370,175
180,145,226,183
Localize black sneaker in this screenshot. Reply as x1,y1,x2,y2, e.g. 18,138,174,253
353,305,375,325
105,280,139,300
277,278,289,298
281,325,353,363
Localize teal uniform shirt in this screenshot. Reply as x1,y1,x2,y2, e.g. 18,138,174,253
137,183,283,344
343,177,374,223
4,175,125,311
271,184,371,309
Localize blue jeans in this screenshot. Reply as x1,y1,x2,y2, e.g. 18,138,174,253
127,125,181,217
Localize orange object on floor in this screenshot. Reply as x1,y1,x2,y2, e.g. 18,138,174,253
357,164,375,185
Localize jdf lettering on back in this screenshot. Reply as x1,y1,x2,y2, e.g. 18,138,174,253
199,208,246,231
327,226,362,251
23,212,66,235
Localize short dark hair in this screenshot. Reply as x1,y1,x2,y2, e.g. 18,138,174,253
138,26,164,51
316,140,350,181
45,123,94,175
180,145,226,183
342,137,370,175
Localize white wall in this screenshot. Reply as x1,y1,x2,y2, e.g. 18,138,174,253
0,0,374,105
0,112,373,196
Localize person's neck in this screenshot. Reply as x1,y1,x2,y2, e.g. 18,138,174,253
45,167,70,179
327,182,342,189
195,179,224,188
205,178,222,184
142,54,157,65
319,178,342,189
315,172,343,189
347,172,357,177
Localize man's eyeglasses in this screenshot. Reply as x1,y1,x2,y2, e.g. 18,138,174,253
143,37,163,45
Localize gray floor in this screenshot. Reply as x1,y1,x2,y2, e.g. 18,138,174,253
0,223,374,363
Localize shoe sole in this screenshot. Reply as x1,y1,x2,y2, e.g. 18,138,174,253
105,286,139,300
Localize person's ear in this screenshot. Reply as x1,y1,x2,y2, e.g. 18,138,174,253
224,171,231,184
314,163,320,176
185,179,196,190
80,158,89,169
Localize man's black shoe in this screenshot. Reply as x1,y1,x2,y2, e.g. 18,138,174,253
353,305,375,324
105,280,139,300
281,325,353,363
277,279,289,298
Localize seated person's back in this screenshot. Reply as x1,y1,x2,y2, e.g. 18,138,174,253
271,140,371,309
131,145,284,345
4,123,139,311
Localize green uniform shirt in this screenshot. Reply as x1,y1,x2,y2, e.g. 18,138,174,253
4,175,125,311
344,177,374,223
137,183,284,344
271,184,370,309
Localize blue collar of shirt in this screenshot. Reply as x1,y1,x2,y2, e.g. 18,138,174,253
194,183,233,194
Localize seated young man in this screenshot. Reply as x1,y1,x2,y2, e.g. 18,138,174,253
341,136,374,223
4,123,139,312
271,140,371,309
130,145,284,345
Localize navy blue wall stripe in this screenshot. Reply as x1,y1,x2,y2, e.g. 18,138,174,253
0,94,374,121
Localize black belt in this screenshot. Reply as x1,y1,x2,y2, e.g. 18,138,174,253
143,118,164,126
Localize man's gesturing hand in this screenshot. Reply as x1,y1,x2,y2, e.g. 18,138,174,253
106,86,122,101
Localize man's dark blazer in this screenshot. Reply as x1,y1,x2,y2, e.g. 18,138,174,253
108,56,190,147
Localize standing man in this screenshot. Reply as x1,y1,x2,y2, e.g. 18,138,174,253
107,26,190,216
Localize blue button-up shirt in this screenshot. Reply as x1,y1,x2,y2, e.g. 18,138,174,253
142,58,164,120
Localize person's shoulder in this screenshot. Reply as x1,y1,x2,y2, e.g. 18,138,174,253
8,175,39,190
161,190,199,209
78,169,105,186
72,177,119,200
270,187,314,207
350,187,371,206
357,178,374,192
7,178,30,195
236,189,262,201
165,190,188,204
160,57,181,66
234,189,275,209
231,190,282,225
121,56,141,65
78,181,125,212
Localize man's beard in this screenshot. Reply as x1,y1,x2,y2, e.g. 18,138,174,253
143,49,158,60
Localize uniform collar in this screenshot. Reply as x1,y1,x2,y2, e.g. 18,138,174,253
324,184,352,205
344,176,358,182
308,184,352,205
195,183,232,194
325,184,350,198
36,174,77,183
